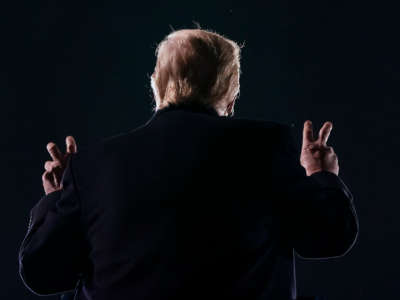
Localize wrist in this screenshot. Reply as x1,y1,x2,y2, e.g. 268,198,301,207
306,168,339,177
305,168,323,176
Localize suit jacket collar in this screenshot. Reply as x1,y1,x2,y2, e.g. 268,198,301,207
154,102,221,117
139,102,223,130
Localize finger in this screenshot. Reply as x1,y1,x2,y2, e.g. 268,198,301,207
52,171,60,187
65,136,77,154
44,160,62,172
326,147,338,160
302,120,315,149
47,142,63,163
325,146,334,153
318,121,333,146
42,170,53,183
44,161,53,172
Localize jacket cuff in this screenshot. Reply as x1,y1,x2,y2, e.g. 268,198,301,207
309,171,354,201
29,190,62,230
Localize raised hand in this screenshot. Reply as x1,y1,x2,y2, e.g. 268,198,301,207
42,136,78,195
300,120,339,176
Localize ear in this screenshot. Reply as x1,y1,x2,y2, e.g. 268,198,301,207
226,99,235,116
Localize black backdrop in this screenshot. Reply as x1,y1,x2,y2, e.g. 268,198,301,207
2,1,399,299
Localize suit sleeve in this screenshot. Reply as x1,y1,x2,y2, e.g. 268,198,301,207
18,153,89,295
276,124,359,259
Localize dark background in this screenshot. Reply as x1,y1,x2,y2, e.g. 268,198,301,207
2,0,399,299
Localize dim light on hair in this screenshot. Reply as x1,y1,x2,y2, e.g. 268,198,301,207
150,27,244,116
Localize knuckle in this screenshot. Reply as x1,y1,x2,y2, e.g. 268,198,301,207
44,161,54,171
46,142,55,149
307,144,316,150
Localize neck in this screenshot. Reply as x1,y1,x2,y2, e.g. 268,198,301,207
156,101,223,117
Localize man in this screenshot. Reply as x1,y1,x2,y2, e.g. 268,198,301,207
19,28,358,300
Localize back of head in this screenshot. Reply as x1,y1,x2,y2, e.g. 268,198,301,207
150,27,244,116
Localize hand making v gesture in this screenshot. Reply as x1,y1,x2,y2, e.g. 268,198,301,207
42,136,78,195
300,120,339,176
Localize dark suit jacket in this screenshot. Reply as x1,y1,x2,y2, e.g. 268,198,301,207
19,102,359,300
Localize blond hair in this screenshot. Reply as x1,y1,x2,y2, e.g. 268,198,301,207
150,27,244,116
